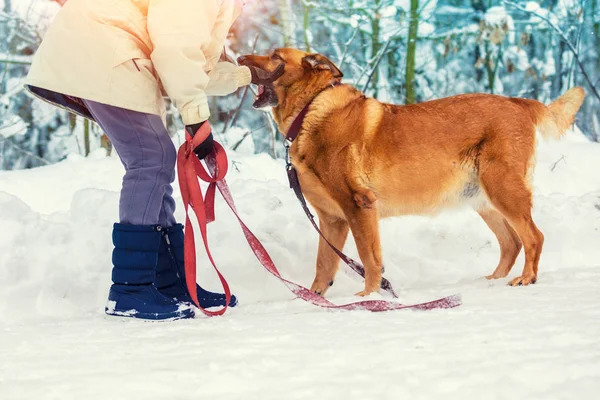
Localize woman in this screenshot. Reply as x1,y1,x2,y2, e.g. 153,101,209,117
25,0,282,320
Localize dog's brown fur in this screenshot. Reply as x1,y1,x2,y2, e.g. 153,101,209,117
239,48,585,297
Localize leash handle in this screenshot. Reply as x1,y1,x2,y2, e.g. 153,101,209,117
177,124,231,316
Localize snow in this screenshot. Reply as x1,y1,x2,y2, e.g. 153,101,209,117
395,0,438,20
0,113,26,138
504,45,530,71
524,1,561,26
539,49,557,78
435,5,473,17
1,126,599,398
484,6,516,43
525,1,543,13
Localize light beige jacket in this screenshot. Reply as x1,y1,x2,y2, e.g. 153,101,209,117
25,0,251,125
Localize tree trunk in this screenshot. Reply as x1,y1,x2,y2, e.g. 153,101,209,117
405,0,419,104
303,4,311,52
552,34,565,99
484,41,502,94
366,0,384,98
370,15,380,98
594,0,600,70
1,0,12,93
83,119,90,156
278,0,294,47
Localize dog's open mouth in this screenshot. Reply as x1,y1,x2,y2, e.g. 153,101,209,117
253,84,277,109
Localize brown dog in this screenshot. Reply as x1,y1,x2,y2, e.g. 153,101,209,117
238,48,585,297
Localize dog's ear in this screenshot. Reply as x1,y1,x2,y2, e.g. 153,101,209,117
302,54,344,78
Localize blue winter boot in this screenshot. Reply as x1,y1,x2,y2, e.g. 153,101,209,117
155,224,238,309
105,224,195,320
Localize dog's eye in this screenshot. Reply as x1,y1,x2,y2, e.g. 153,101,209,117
272,53,283,61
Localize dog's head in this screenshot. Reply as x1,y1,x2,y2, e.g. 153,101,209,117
237,48,343,109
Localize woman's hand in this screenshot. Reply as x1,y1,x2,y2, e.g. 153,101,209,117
185,122,214,160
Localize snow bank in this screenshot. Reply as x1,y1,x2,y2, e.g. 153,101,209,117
1,128,599,399
0,129,599,322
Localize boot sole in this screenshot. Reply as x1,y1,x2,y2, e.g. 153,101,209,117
105,307,195,321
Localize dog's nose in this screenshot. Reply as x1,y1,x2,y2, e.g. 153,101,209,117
237,56,247,65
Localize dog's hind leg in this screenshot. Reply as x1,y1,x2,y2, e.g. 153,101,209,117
477,208,522,279
310,209,350,296
479,166,544,286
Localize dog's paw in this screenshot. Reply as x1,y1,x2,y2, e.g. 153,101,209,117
355,289,377,297
508,274,537,286
485,272,508,280
310,280,333,297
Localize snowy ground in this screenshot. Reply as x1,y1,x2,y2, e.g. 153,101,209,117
1,130,600,399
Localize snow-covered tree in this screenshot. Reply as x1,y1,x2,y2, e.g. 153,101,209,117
2,0,598,171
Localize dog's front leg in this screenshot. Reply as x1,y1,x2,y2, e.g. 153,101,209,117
310,209,350,296
345,206,383,296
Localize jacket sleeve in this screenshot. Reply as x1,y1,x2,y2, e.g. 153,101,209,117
205,62,251,96
147,0,250,125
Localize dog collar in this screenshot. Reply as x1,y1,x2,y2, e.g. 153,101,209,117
284,82,341,170
285,82,342,146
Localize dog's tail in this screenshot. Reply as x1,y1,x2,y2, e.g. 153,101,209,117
533,87,585,140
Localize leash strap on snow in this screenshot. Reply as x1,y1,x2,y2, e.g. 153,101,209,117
178,122,461,315
205,154,461,312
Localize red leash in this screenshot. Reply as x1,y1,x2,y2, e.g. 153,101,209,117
176,123,231,316
177,123,462,316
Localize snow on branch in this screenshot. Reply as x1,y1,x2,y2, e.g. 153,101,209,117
503,0,600,102
0,52,32,65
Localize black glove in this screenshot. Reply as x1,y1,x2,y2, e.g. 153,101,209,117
185,122,214,160
248,63,285,86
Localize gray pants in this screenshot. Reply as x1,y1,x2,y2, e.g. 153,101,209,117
83,99,177,227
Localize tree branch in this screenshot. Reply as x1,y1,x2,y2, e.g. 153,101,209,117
226,34,260,131
362,39,392,93
0,137,50,165
503,0,600,102
338,24,360,69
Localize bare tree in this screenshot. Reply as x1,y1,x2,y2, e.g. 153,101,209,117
278,0,295,47
405,0,419,104
503,0,600,102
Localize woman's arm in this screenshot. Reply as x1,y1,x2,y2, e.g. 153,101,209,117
204,62,252,97
147,0,229,125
